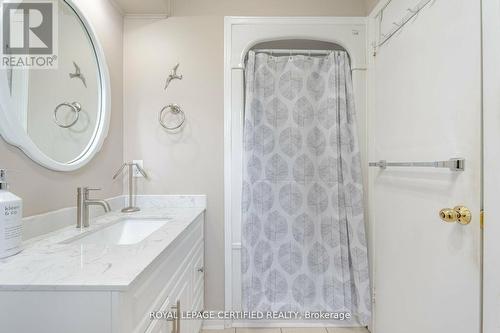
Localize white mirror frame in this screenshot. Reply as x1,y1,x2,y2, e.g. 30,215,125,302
0,0,111,172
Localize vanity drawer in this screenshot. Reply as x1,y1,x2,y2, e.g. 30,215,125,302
113,214,204,333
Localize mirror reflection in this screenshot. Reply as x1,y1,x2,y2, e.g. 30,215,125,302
6,0,100,164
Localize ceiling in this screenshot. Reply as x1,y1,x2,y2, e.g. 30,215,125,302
366,0,381,13
110,0,380,17
110,0,170,16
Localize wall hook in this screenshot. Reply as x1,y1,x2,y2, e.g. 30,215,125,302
164,63,183,90
69,61,87,88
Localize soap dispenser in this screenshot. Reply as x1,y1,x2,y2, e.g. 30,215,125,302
0,170,22,259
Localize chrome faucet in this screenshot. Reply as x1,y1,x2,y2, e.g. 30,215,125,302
76,187,111,228
113,162,148,213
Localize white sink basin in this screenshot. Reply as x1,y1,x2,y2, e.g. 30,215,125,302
66,218,170,245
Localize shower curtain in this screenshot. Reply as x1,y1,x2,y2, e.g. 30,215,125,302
241,50,371,325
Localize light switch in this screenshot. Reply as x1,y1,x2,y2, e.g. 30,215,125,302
133,160,144,178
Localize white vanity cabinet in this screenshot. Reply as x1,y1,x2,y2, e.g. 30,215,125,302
114,213,205,333
0,213,205,333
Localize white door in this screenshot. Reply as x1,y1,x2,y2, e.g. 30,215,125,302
370,1,482,333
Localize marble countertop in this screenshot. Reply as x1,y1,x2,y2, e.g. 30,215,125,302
0,206,205,291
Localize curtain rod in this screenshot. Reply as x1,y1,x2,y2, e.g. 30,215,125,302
252,49,338,56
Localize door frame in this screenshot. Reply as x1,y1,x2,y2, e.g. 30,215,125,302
223,16,369,329
482,0,500,332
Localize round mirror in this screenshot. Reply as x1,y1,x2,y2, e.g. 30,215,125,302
0,0,110,171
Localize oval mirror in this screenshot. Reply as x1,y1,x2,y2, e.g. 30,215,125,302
0,0,110,171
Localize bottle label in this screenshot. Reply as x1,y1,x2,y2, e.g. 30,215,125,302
0,199,22,257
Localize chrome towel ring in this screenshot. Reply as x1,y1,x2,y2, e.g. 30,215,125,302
159,103,185,130
160,63,185,132
53,102,82,128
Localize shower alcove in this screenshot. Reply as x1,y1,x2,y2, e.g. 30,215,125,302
223,16,369,329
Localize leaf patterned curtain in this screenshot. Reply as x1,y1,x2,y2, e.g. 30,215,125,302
241,50,371,325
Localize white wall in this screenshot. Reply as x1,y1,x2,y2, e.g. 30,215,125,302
124,16,225,312
0,0,124,217
123,0,368,313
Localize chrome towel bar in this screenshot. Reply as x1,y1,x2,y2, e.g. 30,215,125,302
369,158,465,172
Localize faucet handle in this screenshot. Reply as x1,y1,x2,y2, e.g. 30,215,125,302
113,162,148,179
112,163,128,180
79,187,101,191
77,187,102,200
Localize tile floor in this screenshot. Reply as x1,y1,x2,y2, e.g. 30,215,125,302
203,328,369,333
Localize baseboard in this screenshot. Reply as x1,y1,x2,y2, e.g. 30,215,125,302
202,320,361,331
202,320,226,330
231,320,361,328
202,319,364,329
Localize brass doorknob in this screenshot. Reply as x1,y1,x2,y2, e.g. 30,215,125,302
439,206,471,225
